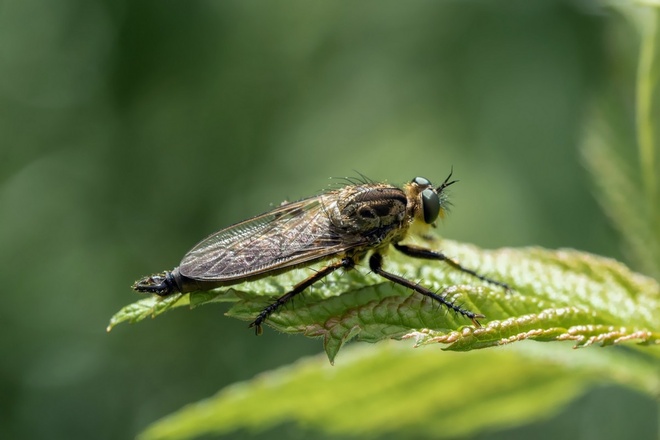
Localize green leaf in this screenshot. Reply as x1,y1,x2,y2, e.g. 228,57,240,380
106,289,237,332
106,292,187,331
110,239,660,363
127,242,660,440
136,341,659,440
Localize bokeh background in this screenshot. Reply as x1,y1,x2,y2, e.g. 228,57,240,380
1,1,656,439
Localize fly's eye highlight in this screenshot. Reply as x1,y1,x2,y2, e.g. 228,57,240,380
412,176,432,186
421,188,440,224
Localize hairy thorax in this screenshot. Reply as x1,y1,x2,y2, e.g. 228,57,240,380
329,184,410,247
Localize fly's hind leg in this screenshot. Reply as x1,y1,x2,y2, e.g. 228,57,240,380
250,257,355,335
369,252,485,327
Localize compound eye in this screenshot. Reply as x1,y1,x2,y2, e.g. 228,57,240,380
421,188,440,224
412,176,431,186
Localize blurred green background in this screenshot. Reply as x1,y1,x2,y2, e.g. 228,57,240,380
1,0,656,439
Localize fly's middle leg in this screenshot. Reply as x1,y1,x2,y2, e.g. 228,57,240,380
393,243,511,291
250,257,355,335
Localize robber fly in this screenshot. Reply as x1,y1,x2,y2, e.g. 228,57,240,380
133,171,509,334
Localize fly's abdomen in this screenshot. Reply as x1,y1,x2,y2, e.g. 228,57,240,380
132,268,183,295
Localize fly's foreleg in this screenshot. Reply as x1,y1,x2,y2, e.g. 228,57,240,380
250,257,355,335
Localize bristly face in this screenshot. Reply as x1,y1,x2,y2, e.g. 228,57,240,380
405,171,457,229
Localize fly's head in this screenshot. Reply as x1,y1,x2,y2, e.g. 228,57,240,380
405,171,457,231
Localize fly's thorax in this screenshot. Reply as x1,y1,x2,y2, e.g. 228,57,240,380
331,184,409,237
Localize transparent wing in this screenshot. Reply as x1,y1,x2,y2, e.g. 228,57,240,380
179,195,362,281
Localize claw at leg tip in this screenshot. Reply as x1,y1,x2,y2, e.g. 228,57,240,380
471,315,485,328
249,321,263,336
